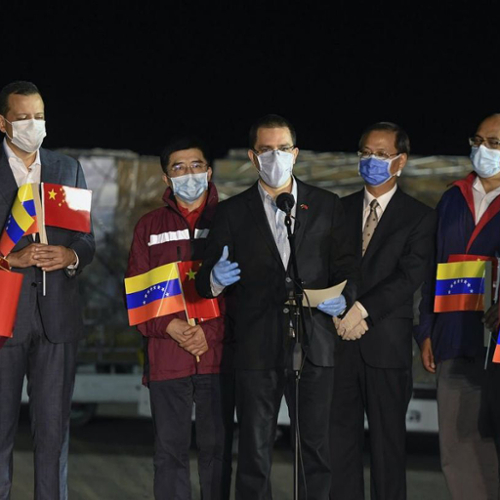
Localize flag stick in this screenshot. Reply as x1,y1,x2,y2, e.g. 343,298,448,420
39,183,48,296
33,183,48,296
176,262,200,362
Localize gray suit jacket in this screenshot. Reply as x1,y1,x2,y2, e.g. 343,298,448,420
0,147,95,345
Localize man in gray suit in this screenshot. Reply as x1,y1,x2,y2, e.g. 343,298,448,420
0,81,95,500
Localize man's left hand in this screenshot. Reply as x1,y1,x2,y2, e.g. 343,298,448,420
179,325,209,357
483,304,499,331
336,304,364,336
317,295,346,317
34,245,77,272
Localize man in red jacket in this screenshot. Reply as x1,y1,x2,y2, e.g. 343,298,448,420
126,137,233,500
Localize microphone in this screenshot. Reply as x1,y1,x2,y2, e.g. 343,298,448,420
276,193,295,215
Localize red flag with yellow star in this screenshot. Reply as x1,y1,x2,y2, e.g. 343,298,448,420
43,183,92,233
0,266,23,345
177,260,220,322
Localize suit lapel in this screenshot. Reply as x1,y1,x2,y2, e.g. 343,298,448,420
350,190,364,261
244,182,284,268
0,148,19,206
362,187,404,262
294,179,310,253
40,148,60,184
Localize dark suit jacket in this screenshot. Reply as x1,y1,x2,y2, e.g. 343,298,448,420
196,179,358,370
0,146,95,346
340,187,436,369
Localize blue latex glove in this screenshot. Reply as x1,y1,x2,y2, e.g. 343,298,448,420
317,295,346,317
212,245,241,287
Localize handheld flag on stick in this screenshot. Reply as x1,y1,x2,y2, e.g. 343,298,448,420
434,260,488,313
493,334,500,363
125,260,221,361
0,267,23,347
43,183,92,233
177,260,221,363
177,260,220,322
0,184,37,257
125,263,185,326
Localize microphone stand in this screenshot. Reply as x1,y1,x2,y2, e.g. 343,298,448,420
284,211,308,500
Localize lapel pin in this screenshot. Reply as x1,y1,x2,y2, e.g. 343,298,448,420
300,204,308,210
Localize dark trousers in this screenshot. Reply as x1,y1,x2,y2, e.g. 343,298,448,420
235,360,334,500
0,308,78,500
330,342,412,500
437,356,499,500
149,373,234,500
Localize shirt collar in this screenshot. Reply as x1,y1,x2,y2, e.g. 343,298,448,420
3,138,41,167
363,183,398,213
472,175,486,194
258,176,297,206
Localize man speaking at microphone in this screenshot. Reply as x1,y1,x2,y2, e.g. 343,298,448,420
196,114,358,500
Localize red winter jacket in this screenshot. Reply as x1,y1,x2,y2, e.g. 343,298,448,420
126,183,229,384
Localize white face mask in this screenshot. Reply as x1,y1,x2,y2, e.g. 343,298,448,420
170,172,208,204
5,118,46,153
470,145,500,178
256,150,294,188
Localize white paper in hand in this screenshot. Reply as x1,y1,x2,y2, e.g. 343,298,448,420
303,280,347,308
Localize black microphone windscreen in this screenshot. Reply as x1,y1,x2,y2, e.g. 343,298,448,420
276,193,295,213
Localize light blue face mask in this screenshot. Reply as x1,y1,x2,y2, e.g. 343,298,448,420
470,145,500,178
358,155,400,187
257,150,294,188
170,172,208,203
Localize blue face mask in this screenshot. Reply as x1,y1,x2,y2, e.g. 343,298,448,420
170,172,208,203
358,155,401,187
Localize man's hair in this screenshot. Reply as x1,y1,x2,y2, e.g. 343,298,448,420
0,81,41,116
160,136,210,174
359,122,410,155
248,114,297,149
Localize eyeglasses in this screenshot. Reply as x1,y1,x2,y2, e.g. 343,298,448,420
168,162,209,176
253,146,295,155
469,136,500,150
357,150,400,160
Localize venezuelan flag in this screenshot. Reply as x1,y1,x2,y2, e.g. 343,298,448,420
125,262,185,326
0,184,37,257
434,261,486,313
493,333,500,364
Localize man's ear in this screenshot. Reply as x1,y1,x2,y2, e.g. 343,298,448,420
248,149,260,171
392,153,407,175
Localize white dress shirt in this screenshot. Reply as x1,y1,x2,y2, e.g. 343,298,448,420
3,139,41,186
257,177,297,268
472,176,500,224
362,183,398,230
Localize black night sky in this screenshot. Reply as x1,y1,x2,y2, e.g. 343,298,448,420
3,3,500,160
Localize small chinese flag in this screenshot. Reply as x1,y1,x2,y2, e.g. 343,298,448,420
177,260,220,322
43,183,92,233
0,268,24,345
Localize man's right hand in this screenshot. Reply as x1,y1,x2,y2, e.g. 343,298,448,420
7,243,46,268
166,318,195,344
212,245,240,287
341,319,369,341
420,337,436,373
